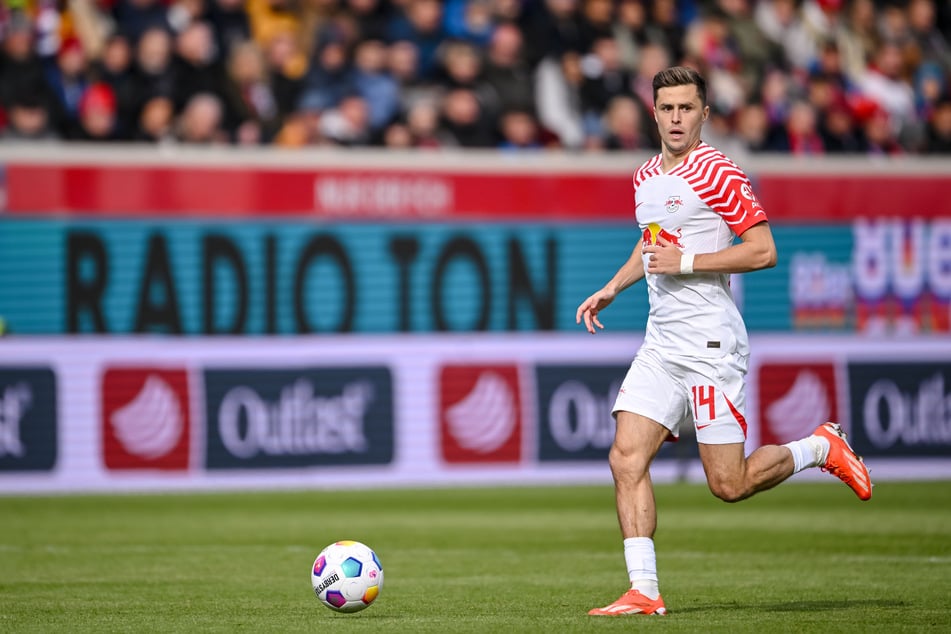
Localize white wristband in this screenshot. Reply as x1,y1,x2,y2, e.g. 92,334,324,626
680,253,695,275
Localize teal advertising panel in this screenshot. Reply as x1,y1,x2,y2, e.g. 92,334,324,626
4,218,945,335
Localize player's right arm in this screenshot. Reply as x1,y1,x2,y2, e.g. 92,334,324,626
576,238,646,334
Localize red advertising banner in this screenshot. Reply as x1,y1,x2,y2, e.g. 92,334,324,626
4,152,950,221
4,164,633,220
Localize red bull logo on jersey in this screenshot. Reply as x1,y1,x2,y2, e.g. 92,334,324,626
664,196,683,214
643,223,685,248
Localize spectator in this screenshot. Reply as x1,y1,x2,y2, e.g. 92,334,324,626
521,0,583,69
381,120,413,147
819,100,866,153
92,33,137,138
347,0,393,42
497,108,542,150
907,0,951,73
439,87,496,147
444,0,496,46
683,9,745,115
172,21,229,114
860,103,903,155
806,72,862,151
612,0,650,72
319,93,372,145
437,39,491,98
489,0,524,25
44,37,90,137
734,102,770,152
1,91,59,140
167,0,207,35
405,97,442,147
273,110,321,146
579,36,635,143
534,49,585,149
630,42,671,113
352,38,400,134
128,26,176,120
755,0,814,72
68,0,113,62
134,95,176,142
207,0,253,63
765,99,825,154
796,0,850,73
0,12,51,114
483,21,535,115
389,39,433,110
222,39,281,143
914,61,947,120
386,0,447,80
73,82,122,141
647,0,686,64
759,67,793,130
263,29,307,117
715,0,781,89
839,0,879,82
113,0,172,44
297,30,352,113
702,104,751,158
857,40,918,144
878,2,912,45
577,0,615,52
922,95,951,153
246,0,300,56
601,94,652,150
810,39,854,96
176,91,228,143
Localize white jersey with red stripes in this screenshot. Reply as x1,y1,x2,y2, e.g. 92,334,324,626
633,142,768,358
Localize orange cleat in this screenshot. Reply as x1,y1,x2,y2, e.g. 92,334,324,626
814,422,872,501
588,589,667,616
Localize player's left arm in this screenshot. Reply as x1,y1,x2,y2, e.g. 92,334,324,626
645,221,777,275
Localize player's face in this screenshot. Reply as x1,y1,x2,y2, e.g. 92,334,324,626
653,84,709,161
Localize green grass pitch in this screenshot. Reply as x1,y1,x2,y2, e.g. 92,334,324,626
2,481,949,633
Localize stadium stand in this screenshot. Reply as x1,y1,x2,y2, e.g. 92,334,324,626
0,0,949,153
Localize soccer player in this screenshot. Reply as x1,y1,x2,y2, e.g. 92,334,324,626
575,66,872,617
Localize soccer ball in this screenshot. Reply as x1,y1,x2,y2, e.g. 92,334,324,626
311,540,383,613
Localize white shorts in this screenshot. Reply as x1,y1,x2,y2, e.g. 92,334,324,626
612,346,749,445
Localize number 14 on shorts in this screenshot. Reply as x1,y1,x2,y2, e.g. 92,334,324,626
691,385,716,429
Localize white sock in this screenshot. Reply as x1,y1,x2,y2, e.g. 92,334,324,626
623,537,659,599
783,435,830,473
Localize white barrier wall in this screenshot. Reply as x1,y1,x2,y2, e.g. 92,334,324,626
1,334,949,493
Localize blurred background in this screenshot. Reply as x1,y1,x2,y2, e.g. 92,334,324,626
0,0,949,493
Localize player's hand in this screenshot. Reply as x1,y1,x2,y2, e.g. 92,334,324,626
575,288,616,334
642,236,683,274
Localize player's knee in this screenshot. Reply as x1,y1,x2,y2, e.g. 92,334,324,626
608,442,648,479
707,477,747,503
607,443,629,473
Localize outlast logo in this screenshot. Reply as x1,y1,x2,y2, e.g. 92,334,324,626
216,379,372,458
535,365,626,462
203,367,394,469
0,368,57,472
0,383,31,459
849,362,951,456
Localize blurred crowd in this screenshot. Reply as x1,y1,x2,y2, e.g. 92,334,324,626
1,0,950,154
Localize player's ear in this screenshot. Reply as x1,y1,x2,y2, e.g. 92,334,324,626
702,105,710,122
